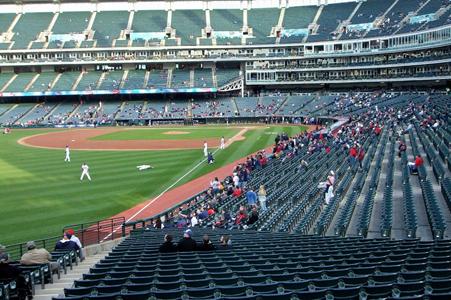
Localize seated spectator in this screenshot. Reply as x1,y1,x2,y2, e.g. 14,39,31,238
0,253,32,299
66,229,84,260
246,209,259,226
217,235,233,251
197,235,215,251
197,207,208,220
177,229,197,252
233,187,242,198
21,241,60,274
408,154,423,174
163,218,174,228
55,232,80,252
159,234,177,253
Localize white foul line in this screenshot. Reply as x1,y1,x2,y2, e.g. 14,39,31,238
100,127,249,242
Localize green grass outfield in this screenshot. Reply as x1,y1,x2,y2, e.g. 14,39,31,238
0,124,308,245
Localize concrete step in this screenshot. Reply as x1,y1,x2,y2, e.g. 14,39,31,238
32,252,109,300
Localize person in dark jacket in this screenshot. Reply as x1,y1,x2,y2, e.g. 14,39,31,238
216,235,233,251
0,253,32,299
159,234,177,253
197,235,215,251
54,232,80,252
177,229,197,252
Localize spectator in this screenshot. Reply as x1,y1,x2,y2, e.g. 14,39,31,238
357,144,364,171
159,234,177,253
298,159,308,172
233,187,242,198
177,229,197,252
217,235,233,251
210,177,221,194
246,187,257,209
197,235,215,251
324,171,335,205
66,229,84,260
0,253,33,299
247,209,259,225
21,241,60,274
409,154,423,174
163,218,174,228
398,141,407,158
55,232,80,252
258,185,267,211
349,144,357,167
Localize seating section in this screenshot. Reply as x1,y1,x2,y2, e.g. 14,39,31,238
247,8,280,44
0,103,35,125
27,73,58,93
216,68,240,87
11,13,53,49
76,72,101,91
52,12,91,35
122,70,145,90
51,229,451,300
286,6,318,29
170,10,205,46
132,10,168,33
98,71,124,90
171,69,191,88
0,73,15,91
147,70,168,89
307,2,356,42
44,102,79,125
3,73,36,93
92,11,129,48
235,97,259,116
210,9,242,32
52,72,79,91
193,68,213,88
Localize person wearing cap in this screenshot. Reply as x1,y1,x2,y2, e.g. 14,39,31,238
21,241,60,273
55,232,80,252
80,162,91,181
324,171,335,205
204,141,208,156
66,229,84,260
65,145,70,162
159,234,177,253
177,229,197,252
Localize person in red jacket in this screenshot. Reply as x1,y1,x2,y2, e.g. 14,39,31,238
349,144,357,168
409,155,423,174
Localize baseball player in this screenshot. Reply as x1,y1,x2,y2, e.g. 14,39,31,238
204,141,208,156
220,136,225,149
65,146,70,162
80,162,91,181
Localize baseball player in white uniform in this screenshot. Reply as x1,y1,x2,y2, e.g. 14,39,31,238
204,141,208,156
65,146,70,162
220,136,225,149
80,162,91,181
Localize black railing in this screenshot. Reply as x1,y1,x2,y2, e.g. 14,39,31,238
5,217,125,261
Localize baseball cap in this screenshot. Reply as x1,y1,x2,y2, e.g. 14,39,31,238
66,229,75,235
184,229,193,237
0,244,5,250
0,253,9,263
65,232,72,239
26,241,35,249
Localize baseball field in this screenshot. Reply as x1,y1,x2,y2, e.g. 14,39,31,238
0,124,308,245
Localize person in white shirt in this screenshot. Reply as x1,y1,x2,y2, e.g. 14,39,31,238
66,229,84,260
80,163,91,181
204,141,208,156
220,136,225,149
65,146,70,162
